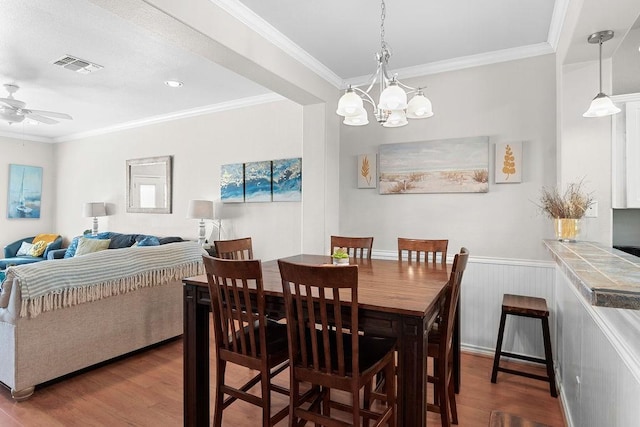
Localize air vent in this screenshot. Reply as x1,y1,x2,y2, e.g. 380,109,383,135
52,55,103,74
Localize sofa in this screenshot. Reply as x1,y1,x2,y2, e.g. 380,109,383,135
0,235,63,269
0,240,205,400
46,232,184,260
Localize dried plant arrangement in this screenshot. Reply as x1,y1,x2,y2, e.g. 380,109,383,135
538,181,594,219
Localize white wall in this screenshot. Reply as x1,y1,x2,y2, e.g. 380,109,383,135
0,136,56,244
560,60,614,246
53,99,305,261
339,54,558,261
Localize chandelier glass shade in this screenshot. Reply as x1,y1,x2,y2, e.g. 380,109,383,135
583,30,621,118
336,0,433,127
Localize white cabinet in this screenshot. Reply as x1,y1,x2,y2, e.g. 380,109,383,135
612,94,640,208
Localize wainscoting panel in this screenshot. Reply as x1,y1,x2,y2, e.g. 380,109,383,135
460,258,556,358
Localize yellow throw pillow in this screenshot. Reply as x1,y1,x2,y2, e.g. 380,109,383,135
28,240,47,257
74,237,111,257
32,234,59,245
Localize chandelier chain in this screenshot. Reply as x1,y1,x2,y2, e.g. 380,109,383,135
380,0,386,51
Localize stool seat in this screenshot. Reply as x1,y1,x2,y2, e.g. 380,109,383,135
491,294,557,398
502,294,548,317
488,410,551,427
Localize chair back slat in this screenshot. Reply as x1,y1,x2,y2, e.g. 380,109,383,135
203,255,266,359
279,260,358,378
441,248,469,350
214,237,253,260
330,235,373,260
398,238,448,264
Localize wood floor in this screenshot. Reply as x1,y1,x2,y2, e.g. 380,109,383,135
0,338,566,426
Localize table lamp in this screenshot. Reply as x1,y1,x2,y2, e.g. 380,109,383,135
83,202,107,236
187,200,214,245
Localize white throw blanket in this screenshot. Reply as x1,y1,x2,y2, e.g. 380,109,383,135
4,241,205,318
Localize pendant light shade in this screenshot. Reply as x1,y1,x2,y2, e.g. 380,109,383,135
382,110,408,128
583,30,620,118
343,108,369,126
336,89,364,117
583,93,621,117
378,82,408,111
406,91,434,118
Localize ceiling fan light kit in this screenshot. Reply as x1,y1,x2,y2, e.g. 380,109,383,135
583,30,621,118
336,0,433,128
0,84,73,125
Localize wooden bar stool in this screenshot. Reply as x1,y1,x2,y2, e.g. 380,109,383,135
490,294,557,397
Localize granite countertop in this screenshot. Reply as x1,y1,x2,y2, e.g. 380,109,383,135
544,240,640,310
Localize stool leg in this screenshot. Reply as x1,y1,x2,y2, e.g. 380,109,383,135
491,311,507,383
541,316,558,398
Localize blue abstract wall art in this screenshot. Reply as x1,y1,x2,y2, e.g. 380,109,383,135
272,158,302,202
220,163,244,203
244,161,272,202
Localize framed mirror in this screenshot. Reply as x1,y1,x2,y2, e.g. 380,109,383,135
126,155,173,213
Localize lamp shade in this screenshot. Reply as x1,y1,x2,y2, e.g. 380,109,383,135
336,90,364,117
187,199,214,220
83,202,106,218
407,93,434,119
582,93,621,117
343,108,369,126
378,83,407,111
382,110,408,128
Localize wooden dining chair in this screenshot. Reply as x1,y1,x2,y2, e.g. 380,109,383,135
214,237,253,260
330,235,374,260
397,238,448,264
426,247,469,427
202,255,289,427
278,260,396,426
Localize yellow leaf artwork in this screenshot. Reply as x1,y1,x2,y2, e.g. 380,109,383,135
502,144,516,180
357,154,377,188
495,141,522,184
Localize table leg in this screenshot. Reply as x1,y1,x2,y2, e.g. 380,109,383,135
397,316,427,427
183,284,211,427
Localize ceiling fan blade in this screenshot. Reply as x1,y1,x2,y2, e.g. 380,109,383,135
26,113,59,124
0,97,26,109
26,109,72,120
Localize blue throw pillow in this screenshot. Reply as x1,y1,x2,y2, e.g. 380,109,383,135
109,233,136,249
136,236,160,246
158,236,184,245
64,232,113,258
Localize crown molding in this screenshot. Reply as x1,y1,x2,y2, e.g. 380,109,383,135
343,42,555,88
0,130,54,143
210,0,343,88
56,93,284,142
547,0,570,51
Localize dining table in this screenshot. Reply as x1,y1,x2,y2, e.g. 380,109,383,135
182,254,451,427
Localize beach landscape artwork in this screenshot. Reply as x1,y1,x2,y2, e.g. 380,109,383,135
7,164,43,219
220,163,245,203
244,161,272,202
378,136,489,194
272,158,302,202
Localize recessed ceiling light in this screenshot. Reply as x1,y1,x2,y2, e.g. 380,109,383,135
164,80,183,88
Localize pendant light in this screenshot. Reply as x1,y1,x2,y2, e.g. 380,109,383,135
336,0,433,127
583,30,621,118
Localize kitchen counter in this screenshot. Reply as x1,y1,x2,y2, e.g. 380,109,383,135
544,240,640,310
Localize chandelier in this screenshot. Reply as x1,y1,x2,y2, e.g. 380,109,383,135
336,0,433,127
583,30,621,118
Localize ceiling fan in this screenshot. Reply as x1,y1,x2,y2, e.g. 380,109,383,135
0,84,73,125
